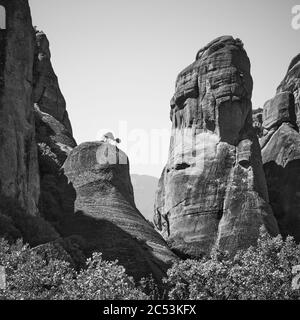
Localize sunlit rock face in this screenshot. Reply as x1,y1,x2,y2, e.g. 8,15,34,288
63,142,177,281
154,36,279,258
34,31,73,134
261,54,300,242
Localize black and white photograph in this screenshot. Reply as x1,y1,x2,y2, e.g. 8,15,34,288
1,0,300,312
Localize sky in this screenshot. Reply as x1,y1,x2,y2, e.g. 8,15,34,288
28,0,300,177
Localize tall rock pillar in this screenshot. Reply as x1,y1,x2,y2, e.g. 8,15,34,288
154,36,279,257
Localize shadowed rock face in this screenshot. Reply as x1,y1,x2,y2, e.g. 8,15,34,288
32,28,77,228
63,142,177,281
154,36,279,258
34,104,77,225
33,31,73,134
0,0,175,280
0,0,40,215
261,55,300,242
252,108,263,138
277,54,300,128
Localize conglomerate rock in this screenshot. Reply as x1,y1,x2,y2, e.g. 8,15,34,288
252,108,263,138
34,30,73,134
63,142,177,280
261,54,300,242
34,104,77,226
277,53,300,128
0,0,176,280
154,36,279,257
0,0,40,215
32,28,77,228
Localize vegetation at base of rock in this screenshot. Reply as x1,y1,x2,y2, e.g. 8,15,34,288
164,228,300,300
0,239,148,300
1,228,300,300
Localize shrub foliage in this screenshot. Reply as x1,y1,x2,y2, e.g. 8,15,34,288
1,228,300,300
0,239,147,300
164,229,300,300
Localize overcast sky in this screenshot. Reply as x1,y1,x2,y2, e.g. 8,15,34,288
28,0,300,177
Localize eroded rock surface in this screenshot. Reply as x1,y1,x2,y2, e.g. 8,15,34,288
261,54,300,241
31,27,77,229
252,108,263,138
35,104,77,226
0,0,40,215
154,36,279,257
0,0,176,281
277,53,300,128
63,142,177,280
34,31,72,134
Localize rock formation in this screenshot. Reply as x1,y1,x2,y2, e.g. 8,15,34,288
0,0,176,282
154,36,279,258
63,142,177,280
33,29,77,227
261,55,300,242
278,53,300,128
0,0,77,250
34,30,73,134
4,0,298,285
31,26,177,280
252,108,263,138
34,105,77,226
0,0,40,215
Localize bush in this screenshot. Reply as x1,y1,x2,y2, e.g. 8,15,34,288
0,238,148,300
60,253,148,300
0,239,73,300
2,228,300,300
164,228,300,300
138,275,162,300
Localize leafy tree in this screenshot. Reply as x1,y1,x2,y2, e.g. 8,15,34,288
0,239,72,300
0,239,147,300
60,253,148,300
2,227,300,300
164,228,300,300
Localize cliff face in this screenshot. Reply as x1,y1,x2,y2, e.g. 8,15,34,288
0,0,40,215
277,54,300,128
4,0,299,284
63,142,177,281
154,36,279,257
0,0,176,281
261,55,300,242
31,28,177,279
32,30,77,227
34,31,73,134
